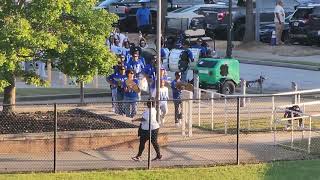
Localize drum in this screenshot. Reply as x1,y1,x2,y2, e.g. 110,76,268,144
138,74,149,92
168,48,201,72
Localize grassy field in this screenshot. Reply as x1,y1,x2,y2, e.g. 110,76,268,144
1,160,320,180
0,88,108,97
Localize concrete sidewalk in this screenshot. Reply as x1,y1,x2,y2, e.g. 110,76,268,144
0,132,310,172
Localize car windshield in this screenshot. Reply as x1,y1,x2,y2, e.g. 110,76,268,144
292,8,314,20
198,60,218,68
171,6,198,13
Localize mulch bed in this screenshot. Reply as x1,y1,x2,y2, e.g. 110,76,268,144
0,109,137,134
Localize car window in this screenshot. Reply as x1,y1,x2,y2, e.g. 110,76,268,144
170,6,192,13
292,8,314,20
198,60,218,68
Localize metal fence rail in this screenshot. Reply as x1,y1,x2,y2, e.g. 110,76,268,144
0,90,320,172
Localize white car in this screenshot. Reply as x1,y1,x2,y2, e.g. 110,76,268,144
166,4,227,32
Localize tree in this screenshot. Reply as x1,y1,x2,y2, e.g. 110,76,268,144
54,0,118,104
242,0,255,42
161,0,168,32
0,0,117,112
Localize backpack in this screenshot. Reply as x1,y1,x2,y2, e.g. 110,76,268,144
178,50,190,72
284,105,302,118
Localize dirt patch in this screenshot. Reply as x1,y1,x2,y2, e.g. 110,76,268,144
0,109,136,134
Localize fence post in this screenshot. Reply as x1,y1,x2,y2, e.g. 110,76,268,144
236,97,240,165
291,112,294,148
211,93,214,130
182,100,186,136
240,80,246,107
292,82,298,104
188,95,193,137
148,99,152,169
224,98,228,134
308,116,312,154
198,90,201,127
271,96,275,131
53,103,57,173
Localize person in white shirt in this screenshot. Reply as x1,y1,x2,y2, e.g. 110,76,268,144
274,0,285,45
131,99,162,161
110,39,123,55
114,27,127,47
152,80,169,123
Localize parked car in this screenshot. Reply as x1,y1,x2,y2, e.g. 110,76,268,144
165,4,227,35
289,3,320,45
260,14,293,43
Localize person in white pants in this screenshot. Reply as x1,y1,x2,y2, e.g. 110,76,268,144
152,80,169,124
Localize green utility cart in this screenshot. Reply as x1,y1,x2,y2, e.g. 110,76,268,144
195,58,240,94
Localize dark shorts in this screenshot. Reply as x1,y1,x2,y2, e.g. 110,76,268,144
138,24,151,35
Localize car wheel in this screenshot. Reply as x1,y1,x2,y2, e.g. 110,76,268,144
221,81,235,95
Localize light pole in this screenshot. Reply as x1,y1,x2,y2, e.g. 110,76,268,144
226,0,233,58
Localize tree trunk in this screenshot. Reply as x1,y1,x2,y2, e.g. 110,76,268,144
161,0,168,33
80,81,84,104
3,75,16,113
243,0,255,42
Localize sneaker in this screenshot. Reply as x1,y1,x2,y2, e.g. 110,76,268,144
152,155,162,161
131,156,141,161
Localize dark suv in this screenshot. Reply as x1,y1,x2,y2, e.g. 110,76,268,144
289,4,320,44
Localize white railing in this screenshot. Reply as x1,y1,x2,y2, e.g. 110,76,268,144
196,87,320,134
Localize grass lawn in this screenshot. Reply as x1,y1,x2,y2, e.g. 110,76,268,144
0,88,108,97
1,160,320,180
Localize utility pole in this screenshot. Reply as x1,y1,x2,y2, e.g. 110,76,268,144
226,0,233,58
255,0,261,41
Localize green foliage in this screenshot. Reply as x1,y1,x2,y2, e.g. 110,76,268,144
0,0,117,94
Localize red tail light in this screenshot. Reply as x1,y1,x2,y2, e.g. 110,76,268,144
125,7,130,14
217,12,227,21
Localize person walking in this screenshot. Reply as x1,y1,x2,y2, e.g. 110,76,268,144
171,71,185,127
136,2,152,37
131,99,162,161
152,79,169,123
274,0,285,45
123,69,140,118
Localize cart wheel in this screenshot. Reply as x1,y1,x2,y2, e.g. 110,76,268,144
221,81,235,95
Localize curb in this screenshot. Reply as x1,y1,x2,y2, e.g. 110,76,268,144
0,92,111,102
236,57,320,71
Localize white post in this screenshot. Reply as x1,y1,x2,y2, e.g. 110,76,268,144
271,96,275,131
291,112,294,148
182,100,186,137
308,116,312,154
182,90,193,137
224,98,228,134
292,82,298,105
188,96,193,137
273,107,277,146
198,90,201,126
247,98,251,130
240,80,246,107
211,93,214,130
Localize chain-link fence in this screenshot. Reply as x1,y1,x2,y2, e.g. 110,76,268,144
0,92,320,172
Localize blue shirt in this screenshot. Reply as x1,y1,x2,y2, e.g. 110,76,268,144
126,58,145,76
136,8,151,27
122,79,139,98
171,79,182,100
184,49,194,62
143,64,156,79
191,45,207,57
